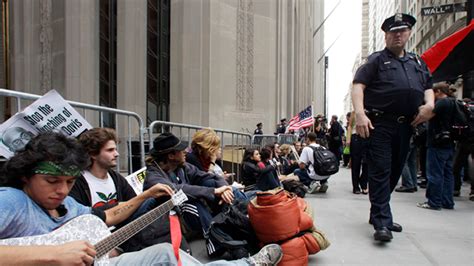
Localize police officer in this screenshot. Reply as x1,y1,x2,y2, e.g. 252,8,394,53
254,122,263,135
352,13,434,242
275,118,287,134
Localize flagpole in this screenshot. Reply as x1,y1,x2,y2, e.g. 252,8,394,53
311,102,315,133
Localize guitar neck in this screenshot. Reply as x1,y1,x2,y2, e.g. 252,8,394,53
95,199,174,258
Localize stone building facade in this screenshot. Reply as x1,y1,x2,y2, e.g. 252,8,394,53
1,0,325,136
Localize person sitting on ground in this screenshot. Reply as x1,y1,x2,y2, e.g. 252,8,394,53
293,141,303,156
186,128,221,173
294,132,330,193
279,144,298,175
0,132,283,266
186,128,247,196
143,132,234,238
241,148,279,191
70,127,184,253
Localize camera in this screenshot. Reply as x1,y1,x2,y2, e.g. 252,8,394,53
433,131,451,145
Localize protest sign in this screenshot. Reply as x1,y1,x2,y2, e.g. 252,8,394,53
0,90,92,158
124,167,147,195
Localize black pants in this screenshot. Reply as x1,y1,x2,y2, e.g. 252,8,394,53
366,118,412,230
453,141,474,192
350,134,368,192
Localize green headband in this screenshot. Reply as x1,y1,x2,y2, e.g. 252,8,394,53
33,161,81,177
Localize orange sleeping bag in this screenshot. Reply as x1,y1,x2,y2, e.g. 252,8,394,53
248,188,329,265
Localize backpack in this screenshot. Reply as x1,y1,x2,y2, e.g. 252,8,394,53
449,99,472,141
308,146,339,176
282,179,307,198
205,202,259,259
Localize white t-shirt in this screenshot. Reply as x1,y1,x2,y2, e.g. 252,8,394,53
82,170,118,208
299,143,329,180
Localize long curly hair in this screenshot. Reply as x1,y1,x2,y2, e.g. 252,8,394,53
0,132,90,189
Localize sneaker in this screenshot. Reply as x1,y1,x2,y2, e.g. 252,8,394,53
307,181,320,194
469,193,474,201
319,182,329,193
417,202,441,211
248,244,283,266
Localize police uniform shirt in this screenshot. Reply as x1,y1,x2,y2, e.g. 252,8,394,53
353,48,433,116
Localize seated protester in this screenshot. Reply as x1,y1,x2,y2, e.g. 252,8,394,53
279,144,298,175
294,132,330,194
241,148,279,191
143,133,234,237
293,141,303,156
209,147,235,183
187,129,247,197
0,132,283,266
271,143,284,174
186,128,221,173
259,148,283,187
69,128,180,253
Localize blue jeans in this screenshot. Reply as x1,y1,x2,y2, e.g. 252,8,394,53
110,243,250,265
293,169,328,187
401,142,417,189
426,146,455,209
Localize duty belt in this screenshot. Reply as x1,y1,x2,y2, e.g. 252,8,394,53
366,109,411,124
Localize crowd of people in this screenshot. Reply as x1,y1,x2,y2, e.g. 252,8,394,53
0,11,473,265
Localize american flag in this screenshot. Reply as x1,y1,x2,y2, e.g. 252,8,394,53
287,105,314,131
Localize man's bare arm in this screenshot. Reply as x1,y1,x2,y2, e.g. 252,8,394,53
411,89,435,126
0,241,96,266
352,83,374,138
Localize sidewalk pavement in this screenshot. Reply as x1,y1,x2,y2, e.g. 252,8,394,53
191,167,474,265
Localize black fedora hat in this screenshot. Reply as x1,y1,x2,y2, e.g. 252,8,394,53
149,132,188,156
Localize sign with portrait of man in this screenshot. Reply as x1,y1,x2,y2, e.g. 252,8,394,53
0,90,92,158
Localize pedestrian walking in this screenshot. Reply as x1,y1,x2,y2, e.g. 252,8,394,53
352,13,434,242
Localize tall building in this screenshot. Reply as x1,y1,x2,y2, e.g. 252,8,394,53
414,0,467,55
368,0,396,54
0,0,325,136
344,0,469,116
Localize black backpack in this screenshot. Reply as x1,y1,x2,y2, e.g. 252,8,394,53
449,99,472,141
282,179,307,198
205,202,259,260
308,146,339,176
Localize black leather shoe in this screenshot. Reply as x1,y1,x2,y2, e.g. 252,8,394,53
368,220,402,232
395,186,416,193
374,227,393,242
389,222,403,232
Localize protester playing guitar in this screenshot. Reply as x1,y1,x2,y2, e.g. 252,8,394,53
0,132,282,265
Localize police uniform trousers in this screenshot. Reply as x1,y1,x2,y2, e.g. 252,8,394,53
366,116,413,229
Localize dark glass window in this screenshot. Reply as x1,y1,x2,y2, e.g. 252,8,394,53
99,0,117,128
147,0,170,124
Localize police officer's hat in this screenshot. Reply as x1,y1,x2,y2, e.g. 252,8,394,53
381,13,416,32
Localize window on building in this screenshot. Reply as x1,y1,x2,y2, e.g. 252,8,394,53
147,0,171,125
99,0,117,128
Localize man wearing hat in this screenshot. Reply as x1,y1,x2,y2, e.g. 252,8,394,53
254,122,263,135
143,132,234,238
352,13,434,242
275,118,287,134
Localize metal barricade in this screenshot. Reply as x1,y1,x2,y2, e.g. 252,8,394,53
250,134,298,148
148,121,252,181
0,89,146,174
